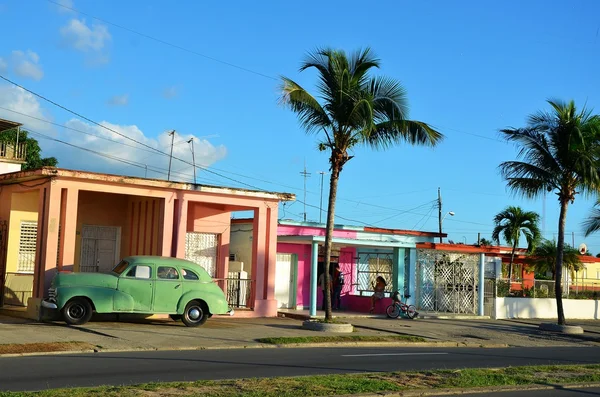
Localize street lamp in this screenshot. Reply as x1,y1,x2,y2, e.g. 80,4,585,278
439,211,454,243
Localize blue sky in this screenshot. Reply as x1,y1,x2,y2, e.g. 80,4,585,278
1,0,599,252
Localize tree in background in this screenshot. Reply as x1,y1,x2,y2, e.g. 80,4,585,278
531,239,582,280
492,206,541,285
499,99,600,325
0,128,58,170
280,48,443,320
479,237,493,246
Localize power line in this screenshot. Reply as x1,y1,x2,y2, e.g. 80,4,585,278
45,0,277,81
371,200,437,225
28,129,213,182
0,74,264,190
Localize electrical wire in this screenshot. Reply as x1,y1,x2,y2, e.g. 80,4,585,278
0,74,264,190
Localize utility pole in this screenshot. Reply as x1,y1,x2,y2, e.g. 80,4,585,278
144,164,148,178
167,130,176,181
300,161,311,222
188,138,196,184
438,187,443,243
318,171,326,223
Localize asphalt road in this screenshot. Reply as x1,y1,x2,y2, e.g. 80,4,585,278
1,346,600,392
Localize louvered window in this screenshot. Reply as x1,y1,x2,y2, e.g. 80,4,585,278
18,221,38,273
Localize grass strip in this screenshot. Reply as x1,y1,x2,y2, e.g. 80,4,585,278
0,342,94,355
3,364,600,397
257,335,426,344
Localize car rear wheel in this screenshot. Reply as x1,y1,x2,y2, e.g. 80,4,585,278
62,297,93,326
182,300,208,327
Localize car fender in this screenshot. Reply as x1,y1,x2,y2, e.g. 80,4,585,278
177,290,229,315
56,286,117,313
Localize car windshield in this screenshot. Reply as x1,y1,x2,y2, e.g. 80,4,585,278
112,260,129,275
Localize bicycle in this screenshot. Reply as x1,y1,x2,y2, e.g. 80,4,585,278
386,291,418,319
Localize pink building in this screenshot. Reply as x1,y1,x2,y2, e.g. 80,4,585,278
0,166,294,319
230,219,443,316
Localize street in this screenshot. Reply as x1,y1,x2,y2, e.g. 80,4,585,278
1,346,600,392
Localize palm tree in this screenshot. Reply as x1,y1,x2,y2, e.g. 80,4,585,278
492,206,541,285
499,99,600,325
531,239,582,280
280,48,443,320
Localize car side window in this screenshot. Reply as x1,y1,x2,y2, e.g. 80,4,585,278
157,266,179,280
126,265,152,279
181,268,199,280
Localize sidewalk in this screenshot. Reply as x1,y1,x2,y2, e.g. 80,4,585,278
1,313,599,355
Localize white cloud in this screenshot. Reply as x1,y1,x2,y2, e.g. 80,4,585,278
0,83,227,181
60,18,111,52
55,120,227,181
162,86,179,99
0,84,53,131
0,57,6,73
11,50,44,81
107,94,129,106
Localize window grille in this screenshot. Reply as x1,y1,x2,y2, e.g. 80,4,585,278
18,221,38,273
356,252,393,295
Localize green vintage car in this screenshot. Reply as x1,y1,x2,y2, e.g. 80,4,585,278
41,256,233,327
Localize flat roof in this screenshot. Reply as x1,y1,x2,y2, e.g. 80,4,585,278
0,167,295,201
0,118,22,132
232,218,443,237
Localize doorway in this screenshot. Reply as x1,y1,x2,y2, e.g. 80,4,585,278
275,253,297,309
79,225,121,273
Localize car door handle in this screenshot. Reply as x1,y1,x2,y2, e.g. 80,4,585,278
175,284,181,289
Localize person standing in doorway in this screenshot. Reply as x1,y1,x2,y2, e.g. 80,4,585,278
318,270,332,311
333,263,344,310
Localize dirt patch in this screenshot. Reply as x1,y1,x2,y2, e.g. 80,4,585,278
0,341,95,355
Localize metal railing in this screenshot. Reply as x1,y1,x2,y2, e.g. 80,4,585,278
0,141,26,161
214,276,254,308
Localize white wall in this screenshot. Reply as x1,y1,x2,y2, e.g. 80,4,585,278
0,162,22,175
496,297,600,320
229,223,253,276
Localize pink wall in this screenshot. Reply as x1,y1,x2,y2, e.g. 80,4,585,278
276,243,310,307
276,243,357,309
278,225,358,239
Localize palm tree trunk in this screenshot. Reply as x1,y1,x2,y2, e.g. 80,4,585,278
555,199,569,325
322,156,341,321
508,240,517,291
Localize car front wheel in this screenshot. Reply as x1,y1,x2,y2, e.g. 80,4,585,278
182,300,208,327
62,297,93,326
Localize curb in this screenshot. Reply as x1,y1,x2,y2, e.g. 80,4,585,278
338,382,600,397
0,341,509,358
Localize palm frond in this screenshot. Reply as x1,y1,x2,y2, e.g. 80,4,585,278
279,77,332,135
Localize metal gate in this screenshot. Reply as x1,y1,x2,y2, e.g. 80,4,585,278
0,220,7,306
483,278,496,317
416,249,480,314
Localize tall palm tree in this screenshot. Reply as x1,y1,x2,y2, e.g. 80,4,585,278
531,239,582,280
499,99,600,325
280,48,443,320
491,206,541,284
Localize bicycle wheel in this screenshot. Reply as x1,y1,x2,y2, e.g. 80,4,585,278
406,305,417,319
386,304,400,318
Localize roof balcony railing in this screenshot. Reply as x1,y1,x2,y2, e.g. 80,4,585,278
0,141,27,162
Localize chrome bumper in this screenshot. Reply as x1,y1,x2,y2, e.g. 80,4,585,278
42,300,57,310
